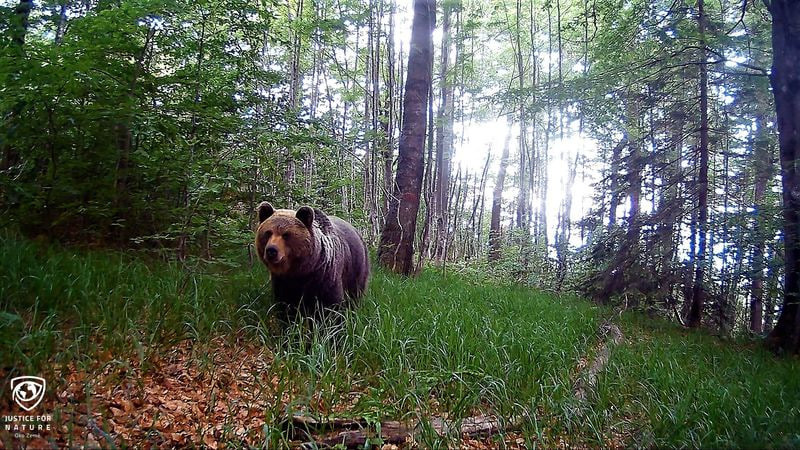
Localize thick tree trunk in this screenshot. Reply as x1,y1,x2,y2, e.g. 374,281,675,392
687,0,710,328
378,0,435,276
489,130,512,261
767,0,800,353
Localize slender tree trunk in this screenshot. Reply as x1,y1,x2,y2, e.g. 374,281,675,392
687,0,710,328
514,0,528,229
596,95,641,304
474,153,491,258
489,128,512,261
764,246,779,333
658,115,683,305
625,100,643,256
416,84,437,270
750,112,773,334
766,0,800,353
378,0,436,276
55,2,68,44
382,6,397,217
434,2,454,261
285,0,304,186
556,153,579,290
607,137,627,226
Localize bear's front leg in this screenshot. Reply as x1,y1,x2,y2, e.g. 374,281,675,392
318,277,345,310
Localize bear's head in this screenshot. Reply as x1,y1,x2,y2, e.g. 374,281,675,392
254,202,316,276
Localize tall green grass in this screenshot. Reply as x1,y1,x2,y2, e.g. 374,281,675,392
0,236,265,373
585,314,800,448
2,236,799,447
267,270,600,446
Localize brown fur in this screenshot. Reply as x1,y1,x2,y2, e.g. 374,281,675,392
255,209,313,277
254,202,370,316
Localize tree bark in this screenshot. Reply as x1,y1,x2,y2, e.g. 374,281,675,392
378,0,436,275
687,0,710,328
750,112,773,334
382,6,397,217
434,1,454,262
514,0,529,230
473,153,491,259
766,0,800,353
607,137,627,227
489,129,512,261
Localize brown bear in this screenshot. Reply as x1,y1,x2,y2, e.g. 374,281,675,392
254,202,369,317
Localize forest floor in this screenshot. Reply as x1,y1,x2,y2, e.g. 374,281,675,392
1,237,799,449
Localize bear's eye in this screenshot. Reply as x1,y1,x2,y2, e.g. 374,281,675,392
282,232,290,240
264,231,272,238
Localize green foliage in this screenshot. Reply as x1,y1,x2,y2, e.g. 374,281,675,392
0,0,363,255
467,228,558,290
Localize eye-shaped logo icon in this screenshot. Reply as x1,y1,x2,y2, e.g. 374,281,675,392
11,376,46,411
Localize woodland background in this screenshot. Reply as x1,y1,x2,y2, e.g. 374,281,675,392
2,0,800,447
1,0,791,337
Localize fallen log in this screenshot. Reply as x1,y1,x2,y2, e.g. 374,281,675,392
293,413,525,448
573,321,624,402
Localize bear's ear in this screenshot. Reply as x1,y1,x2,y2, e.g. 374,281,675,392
257,202,274,223
296,206,315,229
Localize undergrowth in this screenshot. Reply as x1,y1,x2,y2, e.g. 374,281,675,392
2,236,799,448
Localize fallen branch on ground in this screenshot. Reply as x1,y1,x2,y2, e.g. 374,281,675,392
290,412,526,448
573,321,624,402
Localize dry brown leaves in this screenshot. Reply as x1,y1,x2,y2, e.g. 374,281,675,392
1,336,284,448
0,335,592,449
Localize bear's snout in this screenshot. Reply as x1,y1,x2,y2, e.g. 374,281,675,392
265,245,280,262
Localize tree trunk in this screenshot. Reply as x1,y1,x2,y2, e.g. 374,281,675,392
55,2,67,44
657,114,683,306
415,84,437,271
514,0,528,230
434,1,454,262
766,0,800,353
687,0,710,328
607,137,627,226
489,129,512,261
285,0,304,187
556,153,579,290
750,112,773,334
764,246,779,333
474,153,491,258
378,0,436,276
382,6,397,217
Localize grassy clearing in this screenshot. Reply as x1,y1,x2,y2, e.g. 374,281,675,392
2,236,799,448
585,314,800,449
